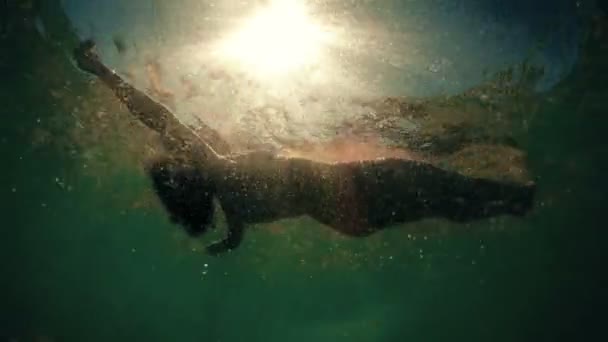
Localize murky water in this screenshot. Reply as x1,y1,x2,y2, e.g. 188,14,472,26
1,1,606,341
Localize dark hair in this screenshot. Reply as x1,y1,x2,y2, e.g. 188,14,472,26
146,157,216,236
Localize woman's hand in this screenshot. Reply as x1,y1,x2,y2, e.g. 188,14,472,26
73,39,102,75
206,239,235,256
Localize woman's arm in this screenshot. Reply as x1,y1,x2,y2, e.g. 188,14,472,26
73,40,231,163
206,216,245,255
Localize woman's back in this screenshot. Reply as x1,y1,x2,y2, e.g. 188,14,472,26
215,151,329,223
214,154,535,237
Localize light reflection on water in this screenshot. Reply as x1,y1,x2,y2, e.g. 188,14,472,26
61,0,581,149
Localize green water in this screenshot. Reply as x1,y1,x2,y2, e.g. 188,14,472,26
2,9,607,342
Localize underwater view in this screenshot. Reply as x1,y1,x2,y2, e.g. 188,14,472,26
1,0,607,341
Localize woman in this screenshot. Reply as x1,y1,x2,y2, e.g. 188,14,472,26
73,40,535,255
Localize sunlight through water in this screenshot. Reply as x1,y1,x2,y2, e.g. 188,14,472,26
215,0,333,78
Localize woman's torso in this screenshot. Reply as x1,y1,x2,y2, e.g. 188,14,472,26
213,151,434,235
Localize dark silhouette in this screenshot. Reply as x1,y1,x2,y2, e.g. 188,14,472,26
1,0,7,38
146,156,216,237
73,40,535,255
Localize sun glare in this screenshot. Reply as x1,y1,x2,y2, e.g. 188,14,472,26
217,0,331,77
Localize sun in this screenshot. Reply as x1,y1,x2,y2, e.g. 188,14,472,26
216,0,331,77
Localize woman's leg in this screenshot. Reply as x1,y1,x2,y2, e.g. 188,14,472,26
355,159,536,226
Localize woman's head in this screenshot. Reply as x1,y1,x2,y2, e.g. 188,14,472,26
146,157,216,236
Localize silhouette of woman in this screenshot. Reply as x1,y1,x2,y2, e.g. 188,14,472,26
73,40,535,255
